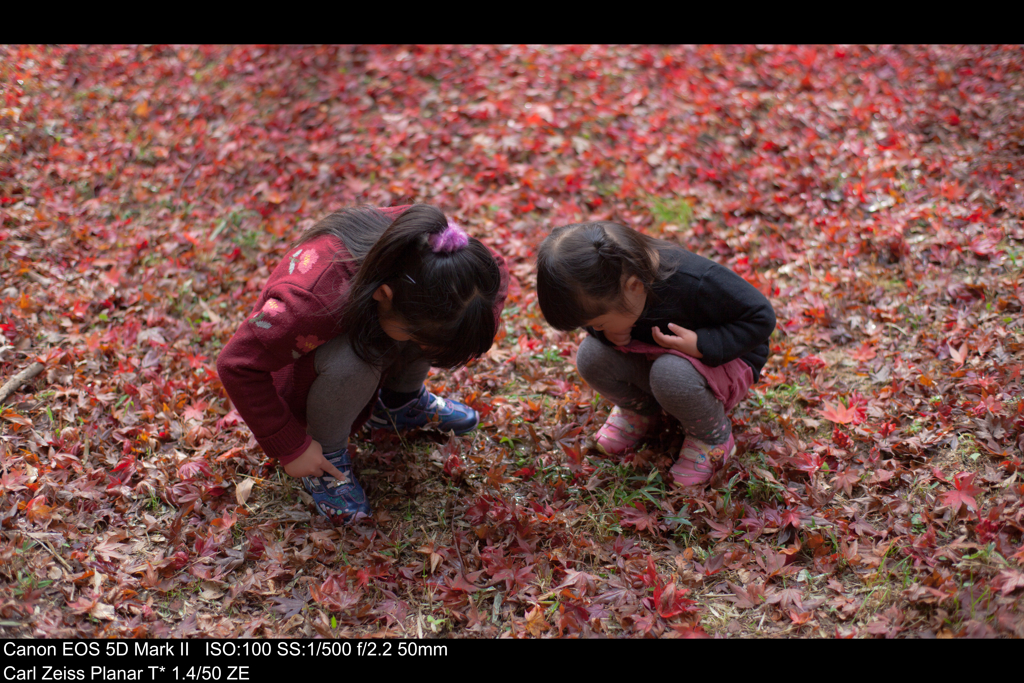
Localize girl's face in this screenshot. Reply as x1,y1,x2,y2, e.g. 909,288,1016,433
583,275,646,345
374,284,414,342
379,314,413,342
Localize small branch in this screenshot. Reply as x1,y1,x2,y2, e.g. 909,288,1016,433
449,501,487,591
25,532,73,572
175,152,206,202
0,361,45,405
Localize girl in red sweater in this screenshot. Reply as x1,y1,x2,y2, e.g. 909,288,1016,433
217,205,508,523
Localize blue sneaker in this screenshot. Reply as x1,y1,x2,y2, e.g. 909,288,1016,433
369,386,479,435
301,450,370,524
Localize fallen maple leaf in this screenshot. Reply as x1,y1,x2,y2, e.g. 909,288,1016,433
780,508,804,529
705,518,735,541
548,568,598,597
90,602,117,621
867,468,896,486
766,586,804,612
270,587,310,619
25,495,53,524
416,544,444,573
789,610,813,625
617,501,664,533
948,342,968,366
446,571,483,594
940,472,983,514
726,581,765,610
816,400,861,424
2,409,33,427
182,402,208,422
651,581,694,618
850,343,877,362
235,478,254,506
993,570,1024,595
310,577,361,612
93,535,129,561
831,468,862,496
524,605,551,637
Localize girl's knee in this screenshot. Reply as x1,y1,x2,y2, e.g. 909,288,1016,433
649,354,707,398
575,335,635,383
315,335,379,381
574,336,606,379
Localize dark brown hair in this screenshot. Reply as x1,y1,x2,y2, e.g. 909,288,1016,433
536,221,672,331
298,205,502,368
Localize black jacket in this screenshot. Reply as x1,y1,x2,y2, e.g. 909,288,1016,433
589,244,776,379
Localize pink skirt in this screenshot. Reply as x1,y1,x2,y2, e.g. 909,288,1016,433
615,340,754,412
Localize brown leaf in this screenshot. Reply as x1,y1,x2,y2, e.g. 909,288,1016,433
90,602,117,621
524,605,550,637
726,581,765,610
25,496,53,524
235,478,255,506
766,586,804,612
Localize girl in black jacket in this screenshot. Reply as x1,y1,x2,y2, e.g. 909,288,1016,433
537,221,776,486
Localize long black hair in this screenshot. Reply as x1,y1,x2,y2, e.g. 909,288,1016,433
536,221,673,331
297,204,502,368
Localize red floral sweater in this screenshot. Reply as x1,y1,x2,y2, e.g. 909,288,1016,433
216,207,509,465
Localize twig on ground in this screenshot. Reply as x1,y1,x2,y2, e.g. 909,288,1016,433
25,532,73,572
175,152,206,202
0,361,45,404
448,500,487,590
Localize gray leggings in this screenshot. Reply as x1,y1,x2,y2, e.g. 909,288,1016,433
576,336,732,444
305,335,431,454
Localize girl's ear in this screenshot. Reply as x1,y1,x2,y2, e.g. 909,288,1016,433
372,284,394,304
620,274,647,315
624,275,644,296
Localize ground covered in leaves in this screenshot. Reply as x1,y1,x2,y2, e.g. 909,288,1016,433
2,45,1024,638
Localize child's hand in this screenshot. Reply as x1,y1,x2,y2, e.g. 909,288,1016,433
652,323,702,358
283,439,347,481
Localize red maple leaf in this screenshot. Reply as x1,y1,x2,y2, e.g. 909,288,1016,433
766,586,805,612
850,343,877,362
617,502,663,533
650,581,694,619
831,468,862,496
705,518,734,541
549,568,598,597
726,581,766,610
789,610,813,625
816,400,862,425
993,570,1024,595
25,495,53,524
940,472,983,514
182,401,208,422
780,508,804,529
446,571,484,594
310,578,361,612
947,342,968,366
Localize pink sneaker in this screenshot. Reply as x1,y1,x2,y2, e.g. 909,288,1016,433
594,406,654,456
670,433,735,486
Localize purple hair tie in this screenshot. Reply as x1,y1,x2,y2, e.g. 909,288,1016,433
428,220,470,253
